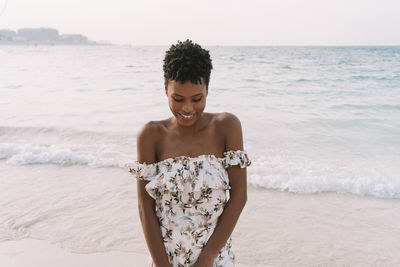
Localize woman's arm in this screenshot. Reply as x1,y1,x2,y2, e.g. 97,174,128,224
136,122,171,267
194,113,248,266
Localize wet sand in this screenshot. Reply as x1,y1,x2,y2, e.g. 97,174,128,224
1,189,400,266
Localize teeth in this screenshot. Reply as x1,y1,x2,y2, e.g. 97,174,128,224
179,113,194,119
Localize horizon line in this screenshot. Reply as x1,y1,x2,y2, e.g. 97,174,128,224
1,28,399,47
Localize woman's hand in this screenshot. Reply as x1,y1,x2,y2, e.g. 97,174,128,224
193,252,216,267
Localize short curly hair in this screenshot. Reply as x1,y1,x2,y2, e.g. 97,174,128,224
163,39,213,88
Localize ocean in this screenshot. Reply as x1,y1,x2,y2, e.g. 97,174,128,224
1,45,400,261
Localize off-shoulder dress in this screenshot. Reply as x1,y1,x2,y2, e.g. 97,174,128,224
127,150,251,267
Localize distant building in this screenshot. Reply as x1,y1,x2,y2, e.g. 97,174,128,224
59,34,88,44
17,28,59,42
0,27,99,45
0,29,16,41
12,36,28,42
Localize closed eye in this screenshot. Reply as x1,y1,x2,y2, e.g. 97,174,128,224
192,97,202,102
172,98,183,102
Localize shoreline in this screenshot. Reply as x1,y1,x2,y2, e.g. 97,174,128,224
1,162,400,266
1,189,399,266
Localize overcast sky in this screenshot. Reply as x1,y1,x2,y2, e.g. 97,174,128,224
1,0,399,45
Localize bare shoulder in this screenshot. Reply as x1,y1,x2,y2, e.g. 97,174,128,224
136,120,163,164
214,112,243,151
215,112,242,131
137,120,163,140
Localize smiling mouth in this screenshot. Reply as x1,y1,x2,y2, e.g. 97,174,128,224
178,113,195,121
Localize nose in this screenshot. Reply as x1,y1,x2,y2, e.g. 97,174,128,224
181,101,194,113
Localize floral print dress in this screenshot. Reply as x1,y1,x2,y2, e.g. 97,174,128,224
127,150,251,267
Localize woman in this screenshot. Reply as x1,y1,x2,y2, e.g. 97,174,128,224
128,40,251,267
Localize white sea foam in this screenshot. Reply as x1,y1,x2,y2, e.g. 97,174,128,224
1,142,399,199
0,143,128,168
248,153,400,199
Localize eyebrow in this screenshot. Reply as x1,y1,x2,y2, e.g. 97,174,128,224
172,93,203,98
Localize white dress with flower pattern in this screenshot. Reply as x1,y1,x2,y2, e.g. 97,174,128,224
127,150,251,267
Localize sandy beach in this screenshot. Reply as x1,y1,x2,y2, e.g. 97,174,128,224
0,238,148,267
234,189,400,266
1,185,399,266
0,239,250,267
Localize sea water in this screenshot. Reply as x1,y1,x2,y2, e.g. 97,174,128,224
0,45,400,254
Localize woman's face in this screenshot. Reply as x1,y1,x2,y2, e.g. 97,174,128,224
165,79,208,127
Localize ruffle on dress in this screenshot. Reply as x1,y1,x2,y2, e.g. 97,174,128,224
221,150,251,169
126,161,159,180
125,150,251,200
